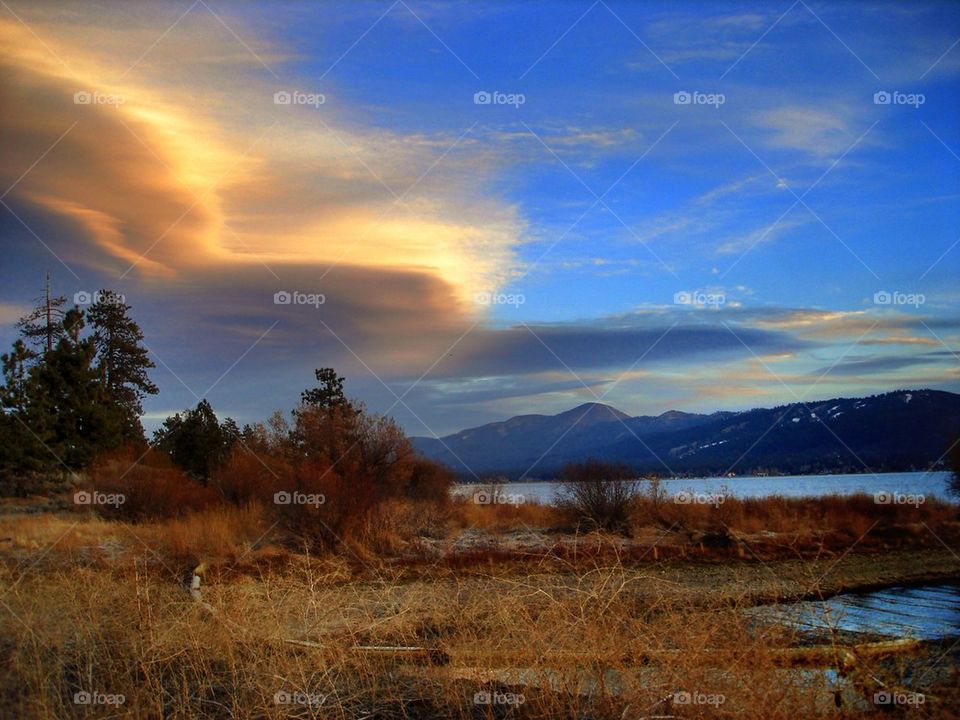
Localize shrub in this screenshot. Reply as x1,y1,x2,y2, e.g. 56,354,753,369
279,403,417,549
405,458,455,504
86,446,218,520
211,443,293,506
556,459,639,532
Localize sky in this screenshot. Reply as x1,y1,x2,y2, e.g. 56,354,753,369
0,0,958,437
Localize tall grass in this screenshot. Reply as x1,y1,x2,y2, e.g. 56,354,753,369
2,532,956,719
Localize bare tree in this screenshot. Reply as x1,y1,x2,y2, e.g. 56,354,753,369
556,459,639,532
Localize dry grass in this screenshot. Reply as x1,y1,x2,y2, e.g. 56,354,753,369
139,503,275,563
1,493,958,719
454,497,561,531
2,534,957,719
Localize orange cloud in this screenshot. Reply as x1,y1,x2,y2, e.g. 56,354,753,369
0,7,525,309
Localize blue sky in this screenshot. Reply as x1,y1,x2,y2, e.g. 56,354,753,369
0,0,958,436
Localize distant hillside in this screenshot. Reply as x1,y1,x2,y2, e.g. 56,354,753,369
410,390,960,479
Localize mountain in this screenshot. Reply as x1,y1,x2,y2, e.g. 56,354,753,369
410,390,960,479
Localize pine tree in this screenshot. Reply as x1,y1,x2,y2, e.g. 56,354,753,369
63,307,85,345
27,338,123,469
1,340,36,413
86,290,158,440
0,340,48,492
16,272,67,353
152,400,235,481
301,368,349,409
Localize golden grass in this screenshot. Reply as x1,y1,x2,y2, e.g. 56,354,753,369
1,494,958,719
454,497,561,531
2,534,957,719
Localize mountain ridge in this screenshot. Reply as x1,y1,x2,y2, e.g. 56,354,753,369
411,389,960,479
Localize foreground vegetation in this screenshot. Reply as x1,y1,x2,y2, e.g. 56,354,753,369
1,489,959,719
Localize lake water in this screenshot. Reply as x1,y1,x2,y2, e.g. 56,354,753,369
750,583,960,640
453,471,955,504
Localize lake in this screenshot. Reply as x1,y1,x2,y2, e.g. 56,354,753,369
453,471,955,504
752,583,960,640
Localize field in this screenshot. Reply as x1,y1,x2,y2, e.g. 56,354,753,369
1,492,958,719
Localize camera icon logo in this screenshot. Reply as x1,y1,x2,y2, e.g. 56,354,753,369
674,691,692,704
473,491,491,505
274,491,292,505
274,90,292,105
474,691,491,704
74,290,92,305
74,91,92,105
874,491,892,505
473,91,492,105
473,291,492,305
674,491,692,504
74,490,92,505
73,691,92,705
674,291,692,305
874,691,892,705
873,91,891,105
873,290,892,305
274,291,292,305
673,91,691,105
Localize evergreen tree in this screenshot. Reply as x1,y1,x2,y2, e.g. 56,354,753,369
0,339,50,492
86,290,158,440
63,307,85,345
152,400,235,481
27,339,124,469
1,340,36,413
301,368,349,409
16,272,68,352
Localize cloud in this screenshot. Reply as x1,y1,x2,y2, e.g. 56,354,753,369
755,106,863,157
0,7,526,311
0,303,29,325
428,318,809,379
812,354,942,376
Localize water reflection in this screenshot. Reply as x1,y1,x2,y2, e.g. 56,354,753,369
754,584,960,640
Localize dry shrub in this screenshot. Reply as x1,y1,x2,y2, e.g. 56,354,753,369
455,497,561,530
556,460,639,532
631,491,959,543
359,498,455,553
276,405,450,550
87,447,218,520
211,443,293,505
144,502,272,561
406,458,455,504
